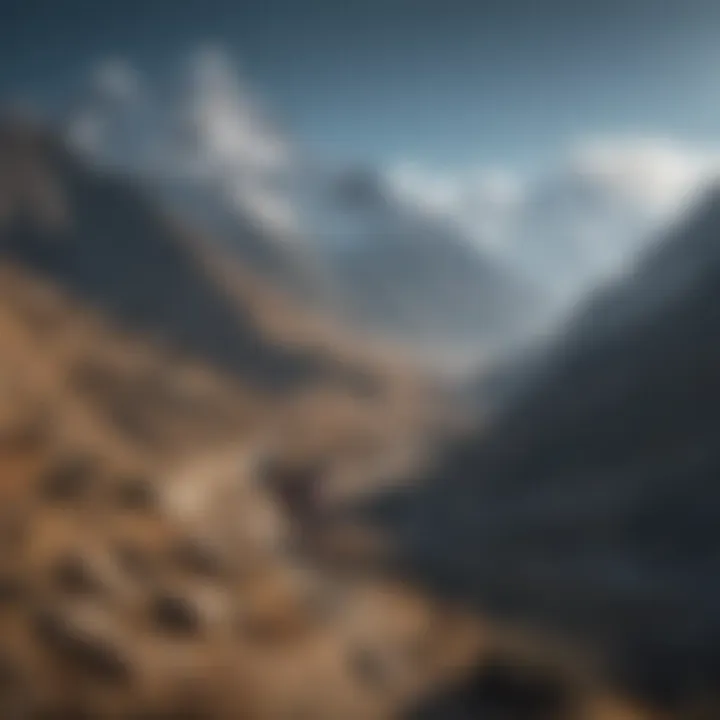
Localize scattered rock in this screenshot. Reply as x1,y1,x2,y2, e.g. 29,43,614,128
40,456,96,501
0,573,24,604
348,646,389,691
33,608,131,684
113,542,153,579
150,593,201,636
52,554,103,595
171,537,225,579
113,475,157,511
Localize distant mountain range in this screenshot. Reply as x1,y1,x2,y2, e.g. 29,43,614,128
59,52,547,361
154,160,546,361
315,167,545,354
0,117,445,470
133,157,547,361
0,119,401,395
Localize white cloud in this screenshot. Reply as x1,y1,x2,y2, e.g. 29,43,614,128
388,163,463,215
565,137,719,217
387,137,720,299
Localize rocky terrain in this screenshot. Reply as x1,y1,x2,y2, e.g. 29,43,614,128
0,120,492,718
4,117,720,719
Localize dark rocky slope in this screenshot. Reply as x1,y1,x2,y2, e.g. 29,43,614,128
371,184,720,716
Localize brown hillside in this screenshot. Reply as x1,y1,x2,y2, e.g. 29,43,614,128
0,119,492,719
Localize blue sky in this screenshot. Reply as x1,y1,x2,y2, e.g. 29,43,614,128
4,0,720,170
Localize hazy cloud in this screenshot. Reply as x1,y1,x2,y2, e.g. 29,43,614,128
387,137,720,298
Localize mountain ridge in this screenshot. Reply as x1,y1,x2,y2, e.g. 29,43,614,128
367,184,720,716
0,118,420,397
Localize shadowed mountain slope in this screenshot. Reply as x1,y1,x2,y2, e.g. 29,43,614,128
0,119,407,395
369,184,720,716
